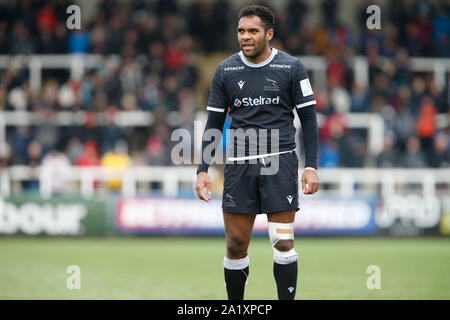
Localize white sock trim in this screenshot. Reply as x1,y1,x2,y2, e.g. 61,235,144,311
223,255,249,270
273,248,298,265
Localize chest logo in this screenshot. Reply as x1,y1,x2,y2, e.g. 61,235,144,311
237,80,245,90
265,77,277,86
264,77,279,92
234,99,242,107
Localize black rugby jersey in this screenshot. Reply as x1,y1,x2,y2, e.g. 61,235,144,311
206,48,316,157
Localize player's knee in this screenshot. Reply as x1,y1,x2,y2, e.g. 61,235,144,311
268,222,298,264
226,235,247,258
274,239,294,252
268,222,294,247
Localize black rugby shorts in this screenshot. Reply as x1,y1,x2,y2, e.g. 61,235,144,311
222,151,299,214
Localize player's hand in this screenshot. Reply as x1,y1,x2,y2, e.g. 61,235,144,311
301,168,319,194
195,171,212,202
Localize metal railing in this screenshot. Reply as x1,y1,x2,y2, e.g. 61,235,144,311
1,54,448,154
1,165,448,199
1,54,449,92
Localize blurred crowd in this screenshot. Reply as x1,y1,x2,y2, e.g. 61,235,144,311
0,0,448,189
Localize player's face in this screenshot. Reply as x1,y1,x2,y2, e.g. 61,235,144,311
237,15,273,61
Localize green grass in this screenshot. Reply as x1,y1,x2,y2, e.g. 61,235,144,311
0,237,449,299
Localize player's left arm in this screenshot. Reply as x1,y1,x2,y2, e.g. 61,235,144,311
291,60,320,195
297,106,319,194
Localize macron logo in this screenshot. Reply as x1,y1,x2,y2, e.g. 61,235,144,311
288,286,295,293
238,80,245,90
286,195,293,204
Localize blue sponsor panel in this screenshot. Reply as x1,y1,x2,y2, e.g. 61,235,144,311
295,197,378,236
252,196,378,236
374,194,446,236
113,196,378,236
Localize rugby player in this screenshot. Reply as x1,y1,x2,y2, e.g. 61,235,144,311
195,5,319,300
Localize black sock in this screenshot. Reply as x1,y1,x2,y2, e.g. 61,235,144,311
273,261,298,300
224,266,249,300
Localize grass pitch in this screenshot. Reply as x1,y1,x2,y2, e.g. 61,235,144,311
0,236,449,300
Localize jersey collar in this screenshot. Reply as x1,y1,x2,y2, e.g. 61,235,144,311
238,48,278,68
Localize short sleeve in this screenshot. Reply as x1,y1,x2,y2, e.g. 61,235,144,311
206,64,228,113
291,60,316,109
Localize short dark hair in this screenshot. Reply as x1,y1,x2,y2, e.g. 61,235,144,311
238,5,275,31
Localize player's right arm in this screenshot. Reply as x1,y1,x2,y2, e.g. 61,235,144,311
195,64,228,202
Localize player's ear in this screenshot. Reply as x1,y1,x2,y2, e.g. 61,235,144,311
266,28,274,42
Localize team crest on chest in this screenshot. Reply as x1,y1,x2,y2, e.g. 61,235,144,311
264,76,279,92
